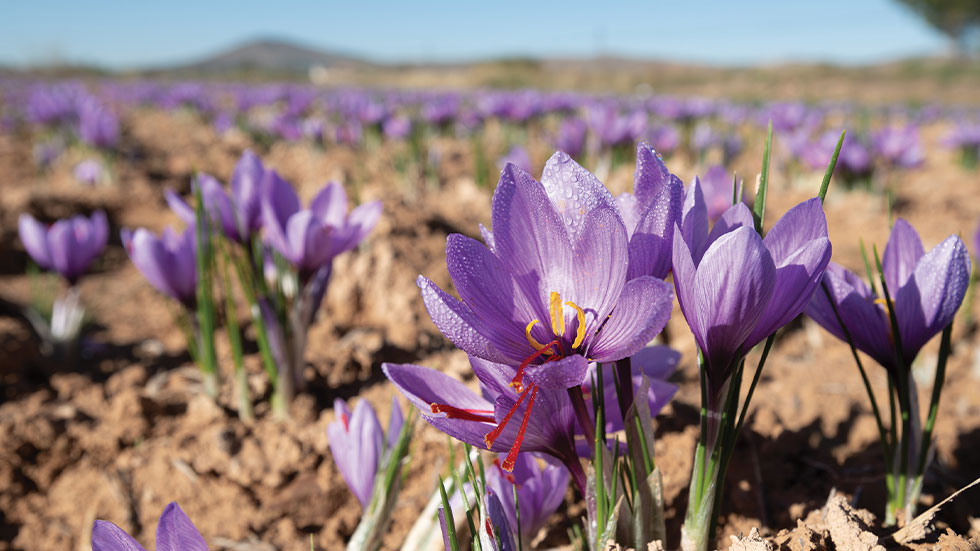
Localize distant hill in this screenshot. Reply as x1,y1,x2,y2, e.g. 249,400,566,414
149,38,372,78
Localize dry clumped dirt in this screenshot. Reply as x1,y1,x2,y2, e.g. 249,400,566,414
1,108,980,551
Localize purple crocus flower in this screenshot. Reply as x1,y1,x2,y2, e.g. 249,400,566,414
805,219,969,374
164,150,267,244
73,158,104,186
327,397,403,508
261,173,381,279
481,491,519,551
693,165,743,223
18,210,108,284
486,453,568,546
614,143,684,280
382,115,412,140
122,226,197,308
672,182,832,396
873,125,924,169
92,502,206,551
554,117,587,159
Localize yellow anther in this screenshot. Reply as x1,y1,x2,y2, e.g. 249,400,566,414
565,300,587,349
525,320,551,354
874,298,888,307
549,291,565,336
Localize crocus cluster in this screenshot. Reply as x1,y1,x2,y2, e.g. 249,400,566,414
805,219,969,524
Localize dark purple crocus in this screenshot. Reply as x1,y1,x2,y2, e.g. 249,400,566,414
122,226,197,308
614,143,683,280
485,453,568,547
327,397,404,509
92,502,206,551
262,173,381,280
672,181,832,396
805,219,969,374
165,151,267,243
18,210,108,284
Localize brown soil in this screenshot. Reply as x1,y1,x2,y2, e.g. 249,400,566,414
2,108,980,551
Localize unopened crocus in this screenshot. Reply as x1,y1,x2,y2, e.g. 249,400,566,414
327,397,404,508
18,210,108,284
122,226,197,308
806,219,969,376
92,502,206,551
615,143,683,281
486,453,569,547
673,182,832,399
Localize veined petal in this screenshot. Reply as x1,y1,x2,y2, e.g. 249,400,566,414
491,164,574,324
626,173,682,280
671,225,700,348
92,520,145,551
418,276,511,363
895,235,970,361
588,276,673,362
571,205,628,335
539,151,618,242
692,226,775,382
633,142,672,207
155,502,207,551
883,218,924,293
446,234,538,361
681,178,709,264
523,354,590,389
762,198,828,265
744,236,832,349
705,202,755,249
311,181,349,227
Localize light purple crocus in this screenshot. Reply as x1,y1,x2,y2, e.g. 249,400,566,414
327,397,404,509
696,165,745,223
18,210,108,284
92,502,206,551
873,125,924,169
165,151,267,243
261,172,381,280
73,158,104,186
805,219,969,374
672,181,832,397
497,146,532,173
615,143,684,281
122,226,197,308
554,117,587,159
486,453,569,546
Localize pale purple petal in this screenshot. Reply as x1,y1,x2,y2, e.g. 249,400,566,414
681,178,709,264
588,276,673,362
883,218,925,292
311,181,348,227
762,198,828,265
705,202,755,248
18,214,52,269
231,150,265,233
538,151,618,242
387,396,404,450
417,275,511,363
91,520,145,551
571,205,628,335
523,354,590,389
155,502,207,551
164,189,196,224
625,172,682,280
633,142,673,207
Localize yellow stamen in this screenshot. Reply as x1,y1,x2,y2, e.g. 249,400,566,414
874,298,888,307
525,320,550,353
549,291,565,336
565,300,587,349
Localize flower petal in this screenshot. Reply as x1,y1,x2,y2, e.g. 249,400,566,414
705,202,755,249
588,276,673,362
681,178,709,264
538,151,618,242
524,354,590,389
92,520,145,551
418,275,511,363
18,214,52,269
155,502,207,551
883,218,924,293
571,205,628,334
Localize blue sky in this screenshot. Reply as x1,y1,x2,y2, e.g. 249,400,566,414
0,1,951,68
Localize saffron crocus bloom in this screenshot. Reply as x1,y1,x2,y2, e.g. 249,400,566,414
262,172,381,279
672,181,832,396
486,453,569,546
18,210,108,284
73,158,104,186
165,150,267,243
615,143,683,280
805,219,969,374
92,502,206,551
413,153,673,470
327,397,403,508
122,226,197,308
873,125,924,169
497,146,532,173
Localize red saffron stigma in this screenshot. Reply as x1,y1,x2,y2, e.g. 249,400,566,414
341,413,349,431
501,385,539,472
511,339,561,392
492,458,517,484
430,403,496,423
485,518,494,538
484,383,533,449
